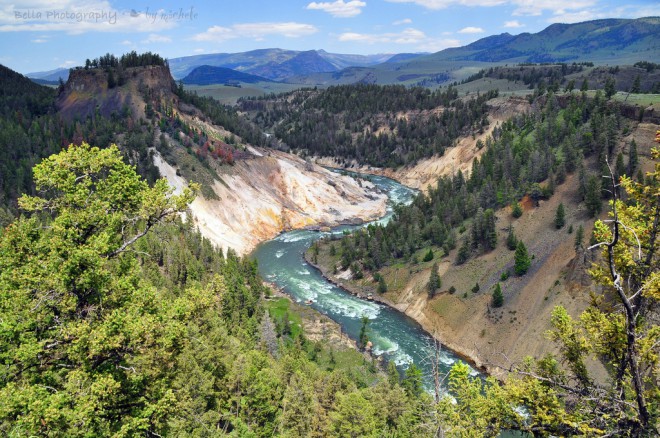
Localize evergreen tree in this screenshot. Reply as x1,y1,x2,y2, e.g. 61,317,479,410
511,202,523,218
580,78,589,92
427,262,441,298
492,283,503,307
387,360,400,388
423,247,434,262
628,139,638,177
506,225,518,250
456,238,470,265
377,275,388,294
514,241,531,275
585,175,603,217
631,75,641,93
604,77,616,99
555,202,566,229
574,224,584,251
402,364,423,397
615,152,625,183
358,315,370,350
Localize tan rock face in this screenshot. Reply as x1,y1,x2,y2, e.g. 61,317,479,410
154,147,387,256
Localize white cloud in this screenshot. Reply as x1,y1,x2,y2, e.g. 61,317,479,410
141,33,171,44
393,18,412,25
31,38,47,42
338,27,460,51
306,0,366,18
503,20,524,28
385,0,506,10
458,26,484,33
193,48,205,53
385,0,598,16
59,60,77,68
0,0,178,33
511,0,596,16
191,22,318,42
549,4,660,23
120,39,132,45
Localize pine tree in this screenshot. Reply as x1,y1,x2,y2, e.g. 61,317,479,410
604,77,616,99
506,225,518,250
555,202,566,229
423,247,434,262
615,152,625,182
514,241,531,275
631,75,641,93
358,315,369,350
628,139,638,177
511,202,523,218
492,283,503,307
427,262,441,298
580,78,589,92
456,238,470,265
575,224,584,251
377,275,387,294
585,174,602,217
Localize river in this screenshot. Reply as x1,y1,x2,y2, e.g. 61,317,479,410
251,173,477,389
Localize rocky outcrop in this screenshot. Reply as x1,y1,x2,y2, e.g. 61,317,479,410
56,65,177,121
154,147,387,256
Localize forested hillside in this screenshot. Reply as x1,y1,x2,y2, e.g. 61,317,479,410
239,84,496,167
321,89,634,270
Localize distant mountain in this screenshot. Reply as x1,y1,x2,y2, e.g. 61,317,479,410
383,53,428,64
247,50,337,81
315,50,395,69
421,17,660,64
182,65,274,85
168,49,397,80
27,67,69,83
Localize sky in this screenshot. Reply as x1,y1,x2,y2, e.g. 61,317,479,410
1,0,659,74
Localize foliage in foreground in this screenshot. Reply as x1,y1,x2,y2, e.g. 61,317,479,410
1,140,658,436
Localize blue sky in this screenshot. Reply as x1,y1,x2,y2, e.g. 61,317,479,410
1,0,658,74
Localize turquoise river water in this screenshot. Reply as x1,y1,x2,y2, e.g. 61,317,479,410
251,173,477,388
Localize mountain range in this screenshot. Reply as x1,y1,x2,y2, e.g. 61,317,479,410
28,17,660,87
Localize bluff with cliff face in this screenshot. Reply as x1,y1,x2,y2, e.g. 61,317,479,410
56,64,387,255
57,65,177,122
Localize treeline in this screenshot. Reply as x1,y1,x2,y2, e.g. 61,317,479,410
0,144,440,437
239,84,497,167
462,62,660,94
0,64,159,220
81,50,167,69
462,63,586,89
176,84,278,150
327,90,636,271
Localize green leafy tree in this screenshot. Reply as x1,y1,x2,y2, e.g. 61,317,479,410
0,143,197,436
514,240,531,275
554,202,566,229
492,283,503,307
